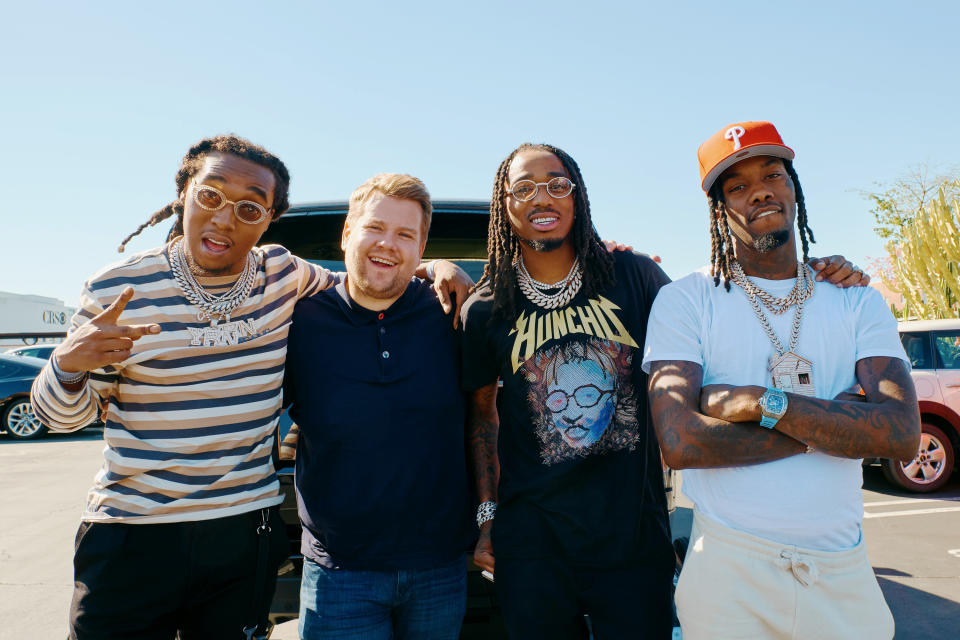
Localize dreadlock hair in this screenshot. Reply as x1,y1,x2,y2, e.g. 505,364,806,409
117,134,291,253
707,159,816,291
478,143,616,324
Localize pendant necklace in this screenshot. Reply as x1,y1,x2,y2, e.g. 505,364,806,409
169,238,260,347
729,261,816,396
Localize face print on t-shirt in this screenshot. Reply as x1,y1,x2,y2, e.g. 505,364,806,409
523,338,641,465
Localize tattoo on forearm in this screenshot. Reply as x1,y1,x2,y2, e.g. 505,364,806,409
468,384,500,500
774,357,919,460
648,360,805,468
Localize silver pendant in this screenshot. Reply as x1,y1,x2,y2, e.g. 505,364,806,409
768,350,815,396
186,318,258,347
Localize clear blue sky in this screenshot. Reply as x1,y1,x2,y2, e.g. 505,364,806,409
3,1,958,307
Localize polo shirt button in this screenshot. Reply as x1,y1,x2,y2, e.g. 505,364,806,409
378,312,384,320
380,327,386,335
382,351,390,359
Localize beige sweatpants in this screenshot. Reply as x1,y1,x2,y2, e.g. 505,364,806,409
675,511,894,640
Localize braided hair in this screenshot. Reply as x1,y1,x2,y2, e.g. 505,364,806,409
478,143,616,323
117,134,291,253
707,159,815,290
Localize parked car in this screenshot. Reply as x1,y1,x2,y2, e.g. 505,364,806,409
259,200,678,637
881,319,960,492
5,344,57,360
0,353,47,440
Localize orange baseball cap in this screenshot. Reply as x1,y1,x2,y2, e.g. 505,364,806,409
698,121,795,192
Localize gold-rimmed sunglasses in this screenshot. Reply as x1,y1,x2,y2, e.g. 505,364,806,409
191,183,272,224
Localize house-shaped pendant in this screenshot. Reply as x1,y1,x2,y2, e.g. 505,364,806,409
768,351,815,396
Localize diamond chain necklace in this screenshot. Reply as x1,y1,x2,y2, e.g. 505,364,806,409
516,256,583,309
169,238,258,326
730,260,814,315
729,261,814,357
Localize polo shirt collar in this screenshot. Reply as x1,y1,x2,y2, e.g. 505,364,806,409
333,278,417,325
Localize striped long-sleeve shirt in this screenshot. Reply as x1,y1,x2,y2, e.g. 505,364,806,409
31,241,331,523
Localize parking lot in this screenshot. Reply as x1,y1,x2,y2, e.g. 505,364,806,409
2,429,958,640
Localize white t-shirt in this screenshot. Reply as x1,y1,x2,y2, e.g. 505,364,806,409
642,267,907,550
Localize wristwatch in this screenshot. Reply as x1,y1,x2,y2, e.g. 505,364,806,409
758,387,788,429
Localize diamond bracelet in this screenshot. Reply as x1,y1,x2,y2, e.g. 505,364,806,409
476,501,497,529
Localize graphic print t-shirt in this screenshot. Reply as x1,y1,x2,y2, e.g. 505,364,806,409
460,251,673,567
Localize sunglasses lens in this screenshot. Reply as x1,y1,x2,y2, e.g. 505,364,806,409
235,202,266,223
195,186,224,209
546,178,573,198
511,180,537,201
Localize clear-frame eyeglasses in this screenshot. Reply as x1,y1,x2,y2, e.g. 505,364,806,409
507,176,576,202
191,183,272,224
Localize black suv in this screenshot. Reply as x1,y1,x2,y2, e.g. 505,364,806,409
258,200,677,638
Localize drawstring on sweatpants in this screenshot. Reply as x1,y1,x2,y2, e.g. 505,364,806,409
777,549,819,586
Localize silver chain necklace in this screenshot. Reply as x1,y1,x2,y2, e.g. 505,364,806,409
516,256,583,309
730,261,814,315
729,260,817,395
169,238,258,326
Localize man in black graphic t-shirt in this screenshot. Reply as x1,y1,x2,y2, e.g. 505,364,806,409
459,143,676,639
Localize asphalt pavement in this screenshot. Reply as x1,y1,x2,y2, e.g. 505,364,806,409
2,429,958,639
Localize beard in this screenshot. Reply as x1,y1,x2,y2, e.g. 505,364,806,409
753,229,790,253
518,236,566,253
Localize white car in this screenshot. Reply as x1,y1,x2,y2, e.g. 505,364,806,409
886,319,960,492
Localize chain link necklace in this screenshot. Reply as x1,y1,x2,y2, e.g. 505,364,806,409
729,260,816,395
730,261,814,315
169,238,259,327
516,256,583,309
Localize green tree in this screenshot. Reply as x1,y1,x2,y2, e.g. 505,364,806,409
867,165,960,243
871,180,960,319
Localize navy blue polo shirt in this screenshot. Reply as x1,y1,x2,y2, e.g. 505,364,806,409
285,277,473,570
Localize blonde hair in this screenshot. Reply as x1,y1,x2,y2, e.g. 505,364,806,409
348,173,433,237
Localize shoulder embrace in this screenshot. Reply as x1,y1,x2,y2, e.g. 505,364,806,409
460,284,493,325
258,243,295,264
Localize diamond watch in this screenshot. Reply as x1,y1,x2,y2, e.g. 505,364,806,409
758,387,788,429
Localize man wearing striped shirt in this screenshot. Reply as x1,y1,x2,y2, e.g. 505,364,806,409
31,136,468,640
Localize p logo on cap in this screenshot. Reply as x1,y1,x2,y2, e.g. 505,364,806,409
724,126,746,150
698,121,794,192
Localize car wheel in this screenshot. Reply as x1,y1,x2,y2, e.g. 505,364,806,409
3,397,47,440
882,423,955,493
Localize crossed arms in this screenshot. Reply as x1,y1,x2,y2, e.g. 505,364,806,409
647,357,921,469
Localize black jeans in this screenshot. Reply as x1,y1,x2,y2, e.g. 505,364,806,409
69,507,288,640
495,555,674,640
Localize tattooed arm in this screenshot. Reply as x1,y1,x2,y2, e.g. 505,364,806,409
648,360,807,469
700,356,920,461
467,381,500,573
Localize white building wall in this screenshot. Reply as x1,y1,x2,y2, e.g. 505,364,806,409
0,291,75,347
